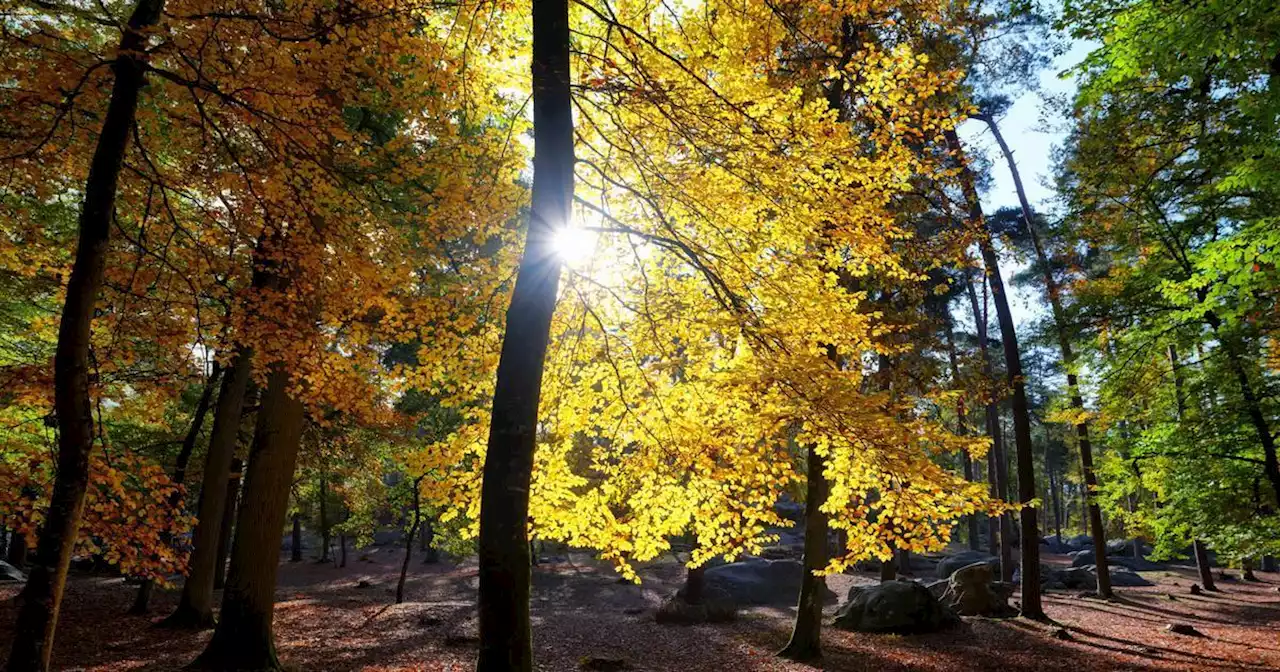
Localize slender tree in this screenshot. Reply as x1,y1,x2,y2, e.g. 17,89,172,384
947,128,1043,619
6,0,167,667
975,111,1112,598
475,0,573,667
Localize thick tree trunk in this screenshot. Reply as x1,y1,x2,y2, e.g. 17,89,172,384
879,552,898,582
166,354,254,627
683,564,706,604
1193,539,1216,591
339,533,347,569
947,128,1042,619
778,442,829,662
190,365,308,671
132,364,222,614
1207,317,1280,506
212,458,242,590
475,0,572,669
7,2,165,667
965,278,1013,578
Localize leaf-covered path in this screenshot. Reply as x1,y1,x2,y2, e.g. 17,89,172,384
2,549,1278,671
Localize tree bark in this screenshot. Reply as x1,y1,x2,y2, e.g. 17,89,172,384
965,277,1013,578
1193,539,1217,591
190,365,308,671
212,458,242,590
879,552,898,582
166,354,254,627
683,563,706,605
7,1,166,667
131,364,222,614
474,0,572,668
946,128,1042,619
422,519,439,564
977,113,1111,599
778,442,829,662
290,514,303,563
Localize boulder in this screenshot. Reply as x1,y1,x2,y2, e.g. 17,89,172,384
1065,534,1093,550
1071,550,1162,571
1087,565,1153,587
833,580,959,634
704,559,836,606
936,550,1000,579
655,587,737,625
939,562,1016,617
1107,538,1150,556
1041,536,1073,554
0,560,25,583
924,579,949,600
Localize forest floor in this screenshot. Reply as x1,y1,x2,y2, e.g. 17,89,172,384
2,546,1279,671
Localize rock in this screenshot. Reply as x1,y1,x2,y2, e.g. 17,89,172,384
443,631,479,647
775,495,806,524
621,606,645,616
580,656,628,671
1094,565,1153,587
1041,566,1094,591
939,562,1016,617
1190,584,1202,595
1050,627,1073,641
924,579,949,600
356,579,374,589
1165,623,1203,637
832,580,959,634
417,615,442,627
0,561,27,583
655,592,737,625
1106,538,1147,555
703,559,836,606
1065,534,1093,550
1070,550,1159,571
936,550,1000,579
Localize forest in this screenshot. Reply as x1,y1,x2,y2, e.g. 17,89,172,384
0,0,1277,670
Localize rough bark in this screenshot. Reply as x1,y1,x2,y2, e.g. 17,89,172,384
7,2,165,667
131,364,222,614
683,564,706,605
189,365,308,671
947,128,1042,619
778,442,829,662
879,553,898,582
166,354,254,627
474,0,572,668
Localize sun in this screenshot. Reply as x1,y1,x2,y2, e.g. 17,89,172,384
551,226,598,268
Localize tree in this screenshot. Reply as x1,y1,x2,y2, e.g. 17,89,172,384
946,127,1043,619
7,0,167,667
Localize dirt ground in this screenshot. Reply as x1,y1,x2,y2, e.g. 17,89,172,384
2,547,1278,671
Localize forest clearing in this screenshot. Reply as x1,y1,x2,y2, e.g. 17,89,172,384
2,0,1278,669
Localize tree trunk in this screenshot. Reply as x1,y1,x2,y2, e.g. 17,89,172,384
398,477,424,605
339,533,347,569
422,519,439,564
290,514,303,563
879,552,898,582
1242,558,1257,582
1205,315,1280,506
318,475,330,563
965,277,1012,578
475,0,572,668
778,442,829,662
7,2,165,668
132,364,222,614
6,527,27,570
683,564,706,604
1193,539,1216,591
943,320,981,551
212,458,242,590
190,365,308,671
166,353,254,627
1048,461,1063,545
947,128,1042,619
